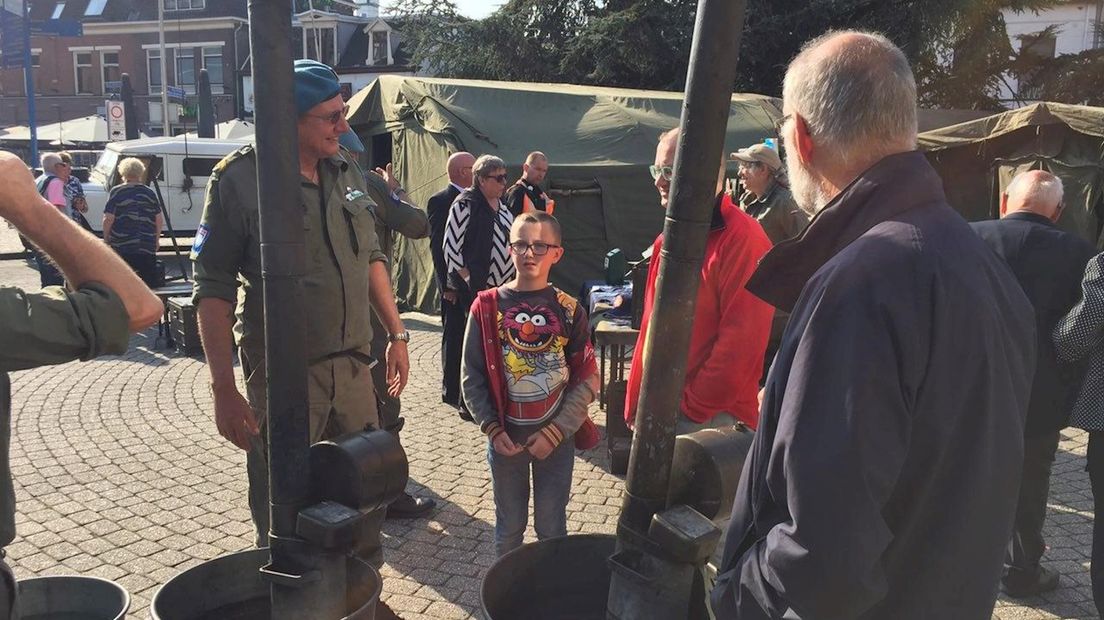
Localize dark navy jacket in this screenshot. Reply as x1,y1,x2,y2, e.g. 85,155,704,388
711,152,1036,620
972,211,1096,436
427,184,461,295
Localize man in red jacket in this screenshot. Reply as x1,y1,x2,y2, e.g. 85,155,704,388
625,128,774,432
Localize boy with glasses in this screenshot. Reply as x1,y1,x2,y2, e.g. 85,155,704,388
462,211,600,556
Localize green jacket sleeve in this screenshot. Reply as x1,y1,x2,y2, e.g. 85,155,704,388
0,283,130,372
192,163,248,304
363,171,430,240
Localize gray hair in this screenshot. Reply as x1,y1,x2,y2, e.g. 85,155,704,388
783,31,918,169
473,154,506,179
40,152,63,170
1006,170,1064,211
117,157,147,181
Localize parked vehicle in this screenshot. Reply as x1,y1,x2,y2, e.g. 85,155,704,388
82,136,249,235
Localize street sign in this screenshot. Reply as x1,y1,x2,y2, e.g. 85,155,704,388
0,6,23,69
104,80,121,94
166,85,186,103
106,100,125,141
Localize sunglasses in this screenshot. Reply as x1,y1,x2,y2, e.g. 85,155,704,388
509,241,560,256
649,165,674,181
484,173,508,183
305,104,350,126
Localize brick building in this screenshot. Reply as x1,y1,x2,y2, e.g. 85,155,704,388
1,0,248,136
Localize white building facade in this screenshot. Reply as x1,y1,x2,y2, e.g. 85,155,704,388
1000,1,1103,104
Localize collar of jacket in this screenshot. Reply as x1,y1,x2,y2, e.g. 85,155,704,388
747,150,945,312
746,178,780,205
517,179,543,194
457,187,501,212
1002,210,1057,227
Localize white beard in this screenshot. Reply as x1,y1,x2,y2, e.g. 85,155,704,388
786,152,831,217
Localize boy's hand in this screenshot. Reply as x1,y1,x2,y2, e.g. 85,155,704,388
525,433,556,460
492,432,524,456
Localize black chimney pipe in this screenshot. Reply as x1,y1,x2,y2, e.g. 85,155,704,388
247,1,344,617
197,68,215,138
120,73,139,140
617,0,748,537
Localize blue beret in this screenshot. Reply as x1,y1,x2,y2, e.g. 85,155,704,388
294,59,341,116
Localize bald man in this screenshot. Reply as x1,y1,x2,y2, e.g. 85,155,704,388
429,152,476,418
972,170,1097,597
712,32,1035,619
505,151,552,217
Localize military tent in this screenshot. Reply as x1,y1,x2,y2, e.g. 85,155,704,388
919,102,1104,248
345,75,781,312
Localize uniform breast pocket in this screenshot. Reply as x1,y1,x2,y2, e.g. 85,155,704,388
342,197,375,258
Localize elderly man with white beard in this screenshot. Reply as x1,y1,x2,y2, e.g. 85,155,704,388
710,31,1037,619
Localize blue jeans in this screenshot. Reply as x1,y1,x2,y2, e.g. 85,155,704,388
487,436,575,557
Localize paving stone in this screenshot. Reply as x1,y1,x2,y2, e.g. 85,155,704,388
0,279,1093,620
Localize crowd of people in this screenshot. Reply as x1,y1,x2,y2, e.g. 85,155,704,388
4,27,1104,620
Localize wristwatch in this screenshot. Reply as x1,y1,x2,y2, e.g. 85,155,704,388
388,330,411,343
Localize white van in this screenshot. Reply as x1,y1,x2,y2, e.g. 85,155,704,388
83,136,250,235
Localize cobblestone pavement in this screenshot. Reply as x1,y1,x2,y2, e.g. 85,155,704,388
0,248,1098,619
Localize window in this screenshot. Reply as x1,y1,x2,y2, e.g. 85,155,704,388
28,51,40,95
1017,32,1057,100
147,49,163,94
371,32,388,65
182,157,220,178
84,0,107,16
164,0,205,10
202,46,223,93
101,51,119,93
176,48,195,93
51,2,65,19
74,51,94,94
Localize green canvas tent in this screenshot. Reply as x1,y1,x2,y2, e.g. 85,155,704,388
919,102,1104,248
345,75,781,313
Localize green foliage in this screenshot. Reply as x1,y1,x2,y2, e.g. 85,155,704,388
390,0,1092,109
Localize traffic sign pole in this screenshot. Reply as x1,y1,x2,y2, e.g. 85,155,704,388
22,0,36,165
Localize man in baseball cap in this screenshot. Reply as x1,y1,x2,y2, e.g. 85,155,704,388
731,143,807,244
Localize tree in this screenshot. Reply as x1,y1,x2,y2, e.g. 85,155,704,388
389,0,1059,109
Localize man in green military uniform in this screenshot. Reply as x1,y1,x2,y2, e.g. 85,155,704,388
340,132,437,519
0,151,163,618
191,60,410,566
732,143,808,382
732,143,808,244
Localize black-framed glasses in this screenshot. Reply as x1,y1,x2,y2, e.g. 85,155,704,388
485,173,508,183
509,241,560,256
305,104,350,126
649,165,674,181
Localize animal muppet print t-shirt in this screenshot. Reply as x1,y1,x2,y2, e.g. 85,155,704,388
496,285,590,434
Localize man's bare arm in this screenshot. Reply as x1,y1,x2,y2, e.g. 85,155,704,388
0,152,162,331
198,297,258,450
368,260,409,396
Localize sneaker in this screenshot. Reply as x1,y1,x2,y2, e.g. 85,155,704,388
1001,566,1060,598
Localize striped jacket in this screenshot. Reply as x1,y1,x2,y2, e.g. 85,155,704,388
1054,252,1104,431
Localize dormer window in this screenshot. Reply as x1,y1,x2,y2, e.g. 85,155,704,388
368,27,392,65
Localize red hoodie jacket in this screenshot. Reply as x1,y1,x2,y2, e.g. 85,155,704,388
625,194,773,429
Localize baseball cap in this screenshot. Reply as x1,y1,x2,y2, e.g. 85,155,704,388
730,143,782,171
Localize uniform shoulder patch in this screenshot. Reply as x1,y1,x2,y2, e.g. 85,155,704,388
212,144,254,176
191,223,211,257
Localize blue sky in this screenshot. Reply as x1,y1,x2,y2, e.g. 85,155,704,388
453,0,498,19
